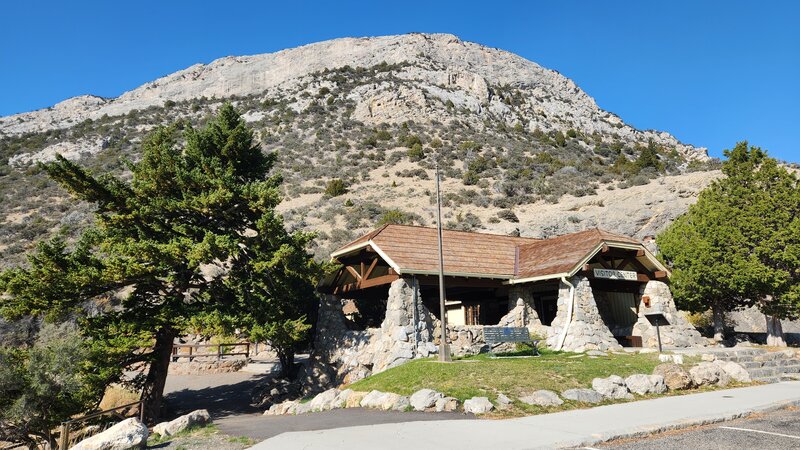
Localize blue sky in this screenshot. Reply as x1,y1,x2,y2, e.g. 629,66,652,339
2,1,798,161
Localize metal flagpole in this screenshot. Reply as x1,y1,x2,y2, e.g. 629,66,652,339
435,159,451,362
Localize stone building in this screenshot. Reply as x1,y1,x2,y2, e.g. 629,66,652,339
315,225,705,383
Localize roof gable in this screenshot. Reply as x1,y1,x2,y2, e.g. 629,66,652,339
516,229,640,279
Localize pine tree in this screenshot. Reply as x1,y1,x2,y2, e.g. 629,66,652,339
0,103,320,422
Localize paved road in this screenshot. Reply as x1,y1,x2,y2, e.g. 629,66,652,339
163,371,269,418
163,370,468,440
217,408,471,441
594,407,800,449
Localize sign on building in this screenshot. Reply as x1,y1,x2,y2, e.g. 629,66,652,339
593,268,638,281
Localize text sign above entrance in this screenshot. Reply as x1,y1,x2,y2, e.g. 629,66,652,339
594,268,638,281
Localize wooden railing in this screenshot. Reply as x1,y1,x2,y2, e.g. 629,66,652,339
171,342,250,362
58,400,143,450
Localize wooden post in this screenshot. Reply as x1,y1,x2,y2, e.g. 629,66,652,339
59,423,69,450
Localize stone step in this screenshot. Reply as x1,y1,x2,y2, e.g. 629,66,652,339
756,376,782,384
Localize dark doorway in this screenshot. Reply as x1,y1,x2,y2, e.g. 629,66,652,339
534,294,558,326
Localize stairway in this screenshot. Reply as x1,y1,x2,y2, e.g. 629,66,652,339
713,348,800,383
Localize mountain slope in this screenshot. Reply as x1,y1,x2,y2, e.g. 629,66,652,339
0,33,718,267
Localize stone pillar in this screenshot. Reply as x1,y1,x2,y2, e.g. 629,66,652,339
632,280,706,348
499,285,543,330
371,278,439,372
314,294,350,362
546,275,623,352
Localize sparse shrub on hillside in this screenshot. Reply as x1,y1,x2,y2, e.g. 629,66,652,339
554,131,567,147
447,211,483,231
497,209,519,223
377,209,415,226
324,178,347,197
407,143,425,161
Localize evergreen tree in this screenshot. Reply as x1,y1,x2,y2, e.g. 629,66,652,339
0,104,320,422
659,142,800,344
635,139,663,173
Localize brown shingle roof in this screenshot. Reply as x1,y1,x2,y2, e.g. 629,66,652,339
331,225,643,280
516,228,639,279
333,224,538,277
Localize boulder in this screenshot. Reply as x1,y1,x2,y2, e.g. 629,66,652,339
410,389,444,411
713,360,751,383
435,396,459,412
592,375,633,400
308,388,340,412
264,400,299,416
464,397,494,414
495,393,512,410
332,389,354,409
152,409,210,437
345,391,368,408
653,363,692,390
72,418,148,450
561,388,604,404
293,401,313,415
359,390,409,411
519,390,563,407
690,362,731,386
625,374,666,395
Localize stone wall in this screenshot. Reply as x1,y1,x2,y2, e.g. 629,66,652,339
546,275,623,352
632,280,707,348
314,278,440,384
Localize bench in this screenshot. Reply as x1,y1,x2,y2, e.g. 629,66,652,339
483,326,539,356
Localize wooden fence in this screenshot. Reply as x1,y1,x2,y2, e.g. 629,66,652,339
171,342,250,362
58,400,143,450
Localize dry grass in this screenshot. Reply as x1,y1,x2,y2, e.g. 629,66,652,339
98,385,140,410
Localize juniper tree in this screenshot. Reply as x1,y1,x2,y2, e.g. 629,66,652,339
0,103,320,422
659,142,800,344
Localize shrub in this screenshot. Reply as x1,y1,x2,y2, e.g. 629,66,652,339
324,178,347,197
462,170,480,186
554,131,566,147
497,209,519,223
377,209,414,226
407,143,425,161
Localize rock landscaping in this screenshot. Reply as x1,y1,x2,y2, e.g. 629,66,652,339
561,388,604,404
624,374,666,395
410,388,444,411
592,375,633,400
519,390,563,407
463,397,494,414
261,354,752,417
71,418,148,450
152,409,211,437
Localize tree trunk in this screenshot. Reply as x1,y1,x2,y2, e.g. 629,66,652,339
277,348,295,379
765,314,787,347
140,327,177,423
712,303,725,343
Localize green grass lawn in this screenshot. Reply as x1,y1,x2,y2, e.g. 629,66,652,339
348,350,705,416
